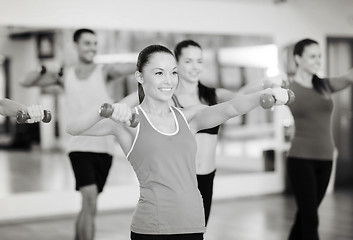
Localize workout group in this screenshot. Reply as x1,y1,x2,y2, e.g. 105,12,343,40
1,28,353,240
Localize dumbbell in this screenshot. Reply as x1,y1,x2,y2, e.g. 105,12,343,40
260,89,295,109
16,110,52,124
99,103,139,128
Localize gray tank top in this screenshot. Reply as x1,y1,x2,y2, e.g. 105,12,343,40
127,106,206,234
288,81,334,160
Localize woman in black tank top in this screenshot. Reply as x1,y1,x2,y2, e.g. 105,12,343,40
172,40,290,225
172,40,229,225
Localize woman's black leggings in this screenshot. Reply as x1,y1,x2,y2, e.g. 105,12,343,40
287,157,333,240
197,170,216,225
131,232,203,240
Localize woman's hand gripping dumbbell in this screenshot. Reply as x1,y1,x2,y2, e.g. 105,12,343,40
99,103,139,128
16,105,52,124
260,88,295,109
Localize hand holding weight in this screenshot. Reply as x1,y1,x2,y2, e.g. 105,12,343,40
16,110,52,124
99,103,139,128
260,89,295,109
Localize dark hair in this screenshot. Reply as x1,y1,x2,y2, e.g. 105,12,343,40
293,38,318,59
293,38,330,95
174,40,217,105
174,40,202,62
136,44,175,103
198,82,217,105
73,28,95,43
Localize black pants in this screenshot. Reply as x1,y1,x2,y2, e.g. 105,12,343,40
197,170,216,225
131,232,203,240
287,157,333,240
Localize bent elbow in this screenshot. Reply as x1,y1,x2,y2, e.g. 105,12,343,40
21,81,31,88
65,126,80,136
20,72,42,87
20,76,37,87
19,78,30,87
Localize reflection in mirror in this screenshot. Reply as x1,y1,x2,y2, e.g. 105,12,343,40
0,55,10,137
0,26,278,199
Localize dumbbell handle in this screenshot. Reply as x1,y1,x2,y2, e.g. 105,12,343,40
260,89,295,109
16,110,52,124
99,103,139,128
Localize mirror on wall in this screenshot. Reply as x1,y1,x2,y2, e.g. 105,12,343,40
0,55,10,136
0,26,279,199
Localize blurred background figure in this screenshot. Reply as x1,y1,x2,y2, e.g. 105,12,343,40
286,38,353,240
171,39,287,225
21,28,135,240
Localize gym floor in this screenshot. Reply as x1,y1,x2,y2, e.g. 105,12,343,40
0,148,352,240
0,187,352,240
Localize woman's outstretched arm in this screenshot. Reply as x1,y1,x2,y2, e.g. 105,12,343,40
327,68,353,92
0,98,27,116
0,98,45,123
66,103,137,154
65,103,119,137
216,75,288,102
187,88,290,132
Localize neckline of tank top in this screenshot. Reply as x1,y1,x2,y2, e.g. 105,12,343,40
72,64,99,80
138,105,180,136
292,79,314,89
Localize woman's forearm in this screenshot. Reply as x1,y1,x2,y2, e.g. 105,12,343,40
192,91,263,132
193,88,289,132
0,98,27,117
228,87,291,116
66,105,103,136
329,68,353,92
229,91,263,116
341,68,353,82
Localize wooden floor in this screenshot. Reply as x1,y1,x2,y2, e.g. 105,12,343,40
0,187,352,240
0,145,352,240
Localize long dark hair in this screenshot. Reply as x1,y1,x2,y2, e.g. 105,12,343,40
293,38,331,95
136,44,175,103
174,40,217,105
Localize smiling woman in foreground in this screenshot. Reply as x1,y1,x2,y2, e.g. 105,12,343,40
66,44,289,240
